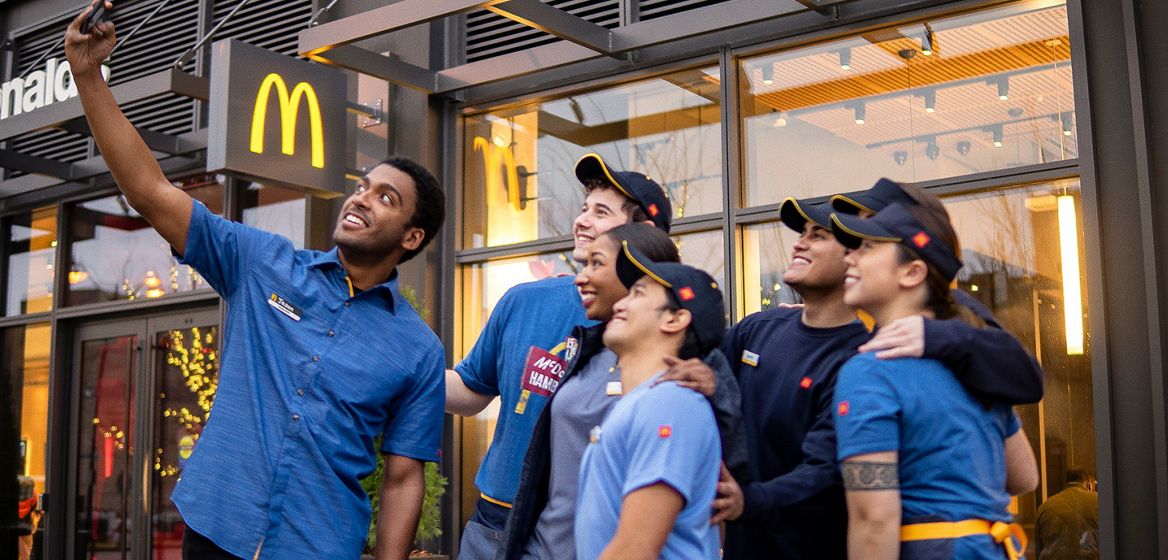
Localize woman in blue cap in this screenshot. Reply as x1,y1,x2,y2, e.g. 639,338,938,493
829,191,1039,560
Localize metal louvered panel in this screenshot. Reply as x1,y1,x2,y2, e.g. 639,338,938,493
213,0,314,56
466,0,620,63
637,0,733,21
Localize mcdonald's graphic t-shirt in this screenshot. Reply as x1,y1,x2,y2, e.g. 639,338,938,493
455,275,593,509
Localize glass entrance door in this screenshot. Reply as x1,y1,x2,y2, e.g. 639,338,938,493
71,309,220,560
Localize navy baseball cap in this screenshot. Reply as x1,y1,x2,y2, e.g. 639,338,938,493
576,153,673,233
831,178,917,215
830,203,963,281
779,197,833,234
615,241,725,353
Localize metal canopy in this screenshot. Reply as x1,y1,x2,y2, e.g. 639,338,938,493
298,0,859,95
0,68,209,183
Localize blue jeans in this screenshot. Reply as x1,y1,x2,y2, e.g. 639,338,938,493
458,498,509,560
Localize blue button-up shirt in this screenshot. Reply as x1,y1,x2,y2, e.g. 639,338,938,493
171,202,445,558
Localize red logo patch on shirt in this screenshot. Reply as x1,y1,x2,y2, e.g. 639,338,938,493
520,346,567,398
837,401,850,416
800,376,813,389
647,203,660,217
658,425,672,439
678,287,695,301
912,231,931,248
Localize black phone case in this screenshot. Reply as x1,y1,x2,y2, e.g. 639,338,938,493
82,3,109,34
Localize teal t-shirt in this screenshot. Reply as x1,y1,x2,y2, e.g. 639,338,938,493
834,352,1020,559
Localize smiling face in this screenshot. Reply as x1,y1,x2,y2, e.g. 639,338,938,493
782,222,849,295
572,186,634,262
603,276,675,356
333,163,425,261
842,239,904,312
574,235,626,322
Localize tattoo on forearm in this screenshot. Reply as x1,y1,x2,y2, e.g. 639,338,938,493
842,461,899,491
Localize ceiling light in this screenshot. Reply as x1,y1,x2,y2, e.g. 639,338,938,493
956,140,971,156
921,29,934,56
772,111,789,127
893,150,908,165
925,138,940,160
839,48,852,71
990,125,1004,147
996,78,1009,101
1060,112,1074,136
923,90,936,113
853,103,865,125
760,64,774,85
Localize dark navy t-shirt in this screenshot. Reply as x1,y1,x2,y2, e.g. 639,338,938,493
719,307,869,560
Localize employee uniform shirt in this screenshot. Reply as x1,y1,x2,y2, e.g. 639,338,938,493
455,275,593,509
575,378,720,560
834,352,1018,560
527,349,619,560
720,307,869,560
171,202,445,559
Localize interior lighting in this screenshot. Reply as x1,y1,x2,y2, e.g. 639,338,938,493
996,78,1009,101
1058,194,1085,355
921,29,935,56
923,89,936,113
68,265,89,285
772,111,789,127
760,64,774,85
925,138,940,160
956,140,971,156
145,270,165,299
1060,112,1074,136
893,150,908,166
853,103,866,125
839,48,852,71
990,125,1004,148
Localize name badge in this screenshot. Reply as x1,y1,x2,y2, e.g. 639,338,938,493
267,293,302,322
741,349,760,367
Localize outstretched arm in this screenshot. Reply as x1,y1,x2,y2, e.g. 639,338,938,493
64,1,193,254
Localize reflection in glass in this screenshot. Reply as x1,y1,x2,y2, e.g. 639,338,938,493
151,325,219,559
240,182,307,248
674,229,728,314
739,222,802,318
462,66,722,249
3,323,51,560
76,335,137,559
942,180,1093,543
4,207,57,316
68,177,223,306
740,1,1076,205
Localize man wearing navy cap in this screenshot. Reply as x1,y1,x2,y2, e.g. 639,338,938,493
445,153,672,559
832,178,1044,405
575,243,725,560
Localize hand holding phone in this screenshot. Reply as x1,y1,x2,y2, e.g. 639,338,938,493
81,1,111,34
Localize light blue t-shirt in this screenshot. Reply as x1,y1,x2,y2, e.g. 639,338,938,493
834,352,1020,560
576,377,721,560
455,275,592,505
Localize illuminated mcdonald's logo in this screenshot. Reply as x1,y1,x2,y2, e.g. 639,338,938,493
249,73,325,169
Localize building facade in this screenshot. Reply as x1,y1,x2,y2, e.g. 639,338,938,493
1,0,1166,558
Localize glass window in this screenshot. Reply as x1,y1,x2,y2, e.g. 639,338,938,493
739,221,802,318
67,177,224,306
4,207,57,316
240,181,307,248
740,1,1075,206
151,324,219,556
2,323,51,559
462,65,723,249
675,229,728,313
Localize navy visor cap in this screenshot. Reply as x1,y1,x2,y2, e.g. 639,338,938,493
576,153,673,233
615,241,726,354
830,203,963,282
779,197,834,234
831,178,917,215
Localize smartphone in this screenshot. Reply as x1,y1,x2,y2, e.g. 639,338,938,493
81,1,110,34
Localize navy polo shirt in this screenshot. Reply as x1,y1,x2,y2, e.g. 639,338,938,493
171,202,445,558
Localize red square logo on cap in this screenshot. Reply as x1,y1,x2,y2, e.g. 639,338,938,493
800,376,813,389
678,287,695,301
647,203,660,217
912,231,931,248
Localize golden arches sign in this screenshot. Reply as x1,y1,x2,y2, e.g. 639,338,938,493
473,136,523,211
249,73,325,169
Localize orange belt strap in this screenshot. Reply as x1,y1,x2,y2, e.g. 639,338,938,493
900,519,1026,560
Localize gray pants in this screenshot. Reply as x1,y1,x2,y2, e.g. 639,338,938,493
458,519,504,560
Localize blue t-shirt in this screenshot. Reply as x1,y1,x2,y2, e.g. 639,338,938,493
576,378,721,560
834,352,1020,559
172,202,445,558
455,275,592,506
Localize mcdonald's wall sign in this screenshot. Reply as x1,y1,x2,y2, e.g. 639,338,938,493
207,39,347,196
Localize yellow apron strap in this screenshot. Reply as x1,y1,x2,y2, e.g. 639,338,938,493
901,519,1026,560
